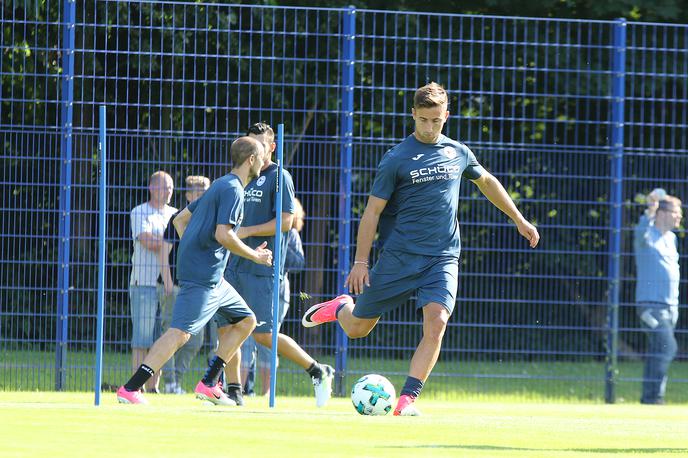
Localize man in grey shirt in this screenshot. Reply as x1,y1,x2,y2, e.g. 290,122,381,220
634,191,682,404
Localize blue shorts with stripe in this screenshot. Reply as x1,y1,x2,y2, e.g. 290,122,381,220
353,249,459,319
225,269,279,334
170,278,254,335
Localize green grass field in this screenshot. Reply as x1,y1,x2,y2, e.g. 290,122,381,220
1,392,686,457
3,348,688,403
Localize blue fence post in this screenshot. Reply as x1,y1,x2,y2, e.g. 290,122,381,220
56,0,76,391
335,6,356,397
95,106,107,406
606,18,626,404
270,124,285,408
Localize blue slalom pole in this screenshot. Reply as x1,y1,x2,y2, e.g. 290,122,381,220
95,106,107,406
269,124,284,408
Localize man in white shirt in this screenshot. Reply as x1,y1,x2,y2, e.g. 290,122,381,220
129,171,177,393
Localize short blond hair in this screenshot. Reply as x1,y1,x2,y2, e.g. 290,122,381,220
659,196,682,211
185,175,210,191
414,82,448,108
149,170,172,186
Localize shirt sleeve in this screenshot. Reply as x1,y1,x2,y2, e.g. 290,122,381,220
370,152,397,200
130,206,151,240
217,185,243,227
274,170,296,215
633,214,652,250
462,145,486,180
284,229,305,273
187,198,199,213
164,211,180,244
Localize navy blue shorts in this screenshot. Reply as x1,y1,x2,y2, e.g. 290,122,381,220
225,270,280,334
353,250,459,319
170,278,254,334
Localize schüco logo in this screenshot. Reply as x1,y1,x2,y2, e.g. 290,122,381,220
245,189,263,198
409,164,461,179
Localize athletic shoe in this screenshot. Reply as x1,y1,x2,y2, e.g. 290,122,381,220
640,398,666,405
393,394,421,416
302,295,353,328
194,380,236,406
116,386,148,404
164,382,186,395
225,389,244,407
312,364,334,407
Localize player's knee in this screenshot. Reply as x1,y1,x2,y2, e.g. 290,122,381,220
425,314,449,340
345,324,372,339
252,332,272,348
232,314,256,338
168,328,191,347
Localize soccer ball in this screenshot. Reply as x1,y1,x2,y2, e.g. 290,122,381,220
350,374,396,416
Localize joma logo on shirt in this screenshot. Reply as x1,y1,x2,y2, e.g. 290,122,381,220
409,164,461,179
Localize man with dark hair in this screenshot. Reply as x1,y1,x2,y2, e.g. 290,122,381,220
222,122,334,407
117,136,272,405
303,82,540,416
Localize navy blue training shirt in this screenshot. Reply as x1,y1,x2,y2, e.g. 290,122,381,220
177,173,244,287
227,163,295,277
373,134,484,257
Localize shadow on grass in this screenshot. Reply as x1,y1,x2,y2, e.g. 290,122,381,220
380,445,688,454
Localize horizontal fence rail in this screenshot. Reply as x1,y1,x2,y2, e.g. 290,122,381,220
1,0,686,403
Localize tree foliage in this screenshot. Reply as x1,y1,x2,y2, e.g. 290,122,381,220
2,1,686,361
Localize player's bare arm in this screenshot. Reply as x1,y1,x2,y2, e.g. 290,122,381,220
172,207,192,237
215,223,273,266
471,172,540,248
235,212,294,239
138,232,163,251
157,241,174,296
346,195,388,295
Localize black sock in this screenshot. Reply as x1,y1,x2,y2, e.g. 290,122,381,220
124,364,155,392
400,376,424,398
202,355,227,387
306,362,323,380
334,303,347,319
226,382,242,394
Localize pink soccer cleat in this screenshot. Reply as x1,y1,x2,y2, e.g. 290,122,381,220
393,394,421,416
302,294,353,328
194,380,236,406
116,386,148,405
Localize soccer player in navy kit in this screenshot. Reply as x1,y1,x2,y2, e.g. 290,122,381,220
117,136,272,405
223,122,334,407
303,83,540,415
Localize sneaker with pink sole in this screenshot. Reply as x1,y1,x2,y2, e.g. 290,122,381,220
393,394,421,416
194,380,236,406
116,386,148,404
302,294,353,328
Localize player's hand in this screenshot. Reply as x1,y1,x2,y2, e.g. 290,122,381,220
645,188,666,218
254,241,273,266
345,263,370,295
517,220,540,248
163,282,175,297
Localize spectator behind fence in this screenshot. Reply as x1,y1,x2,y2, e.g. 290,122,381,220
223,122,334,408
301,82,540,416
129,171,177,393
243,197,306,396
157,175,211,394
117,136,272,405
634,190,682,405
